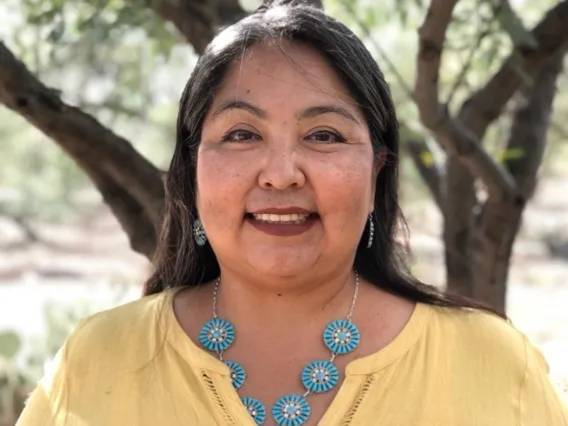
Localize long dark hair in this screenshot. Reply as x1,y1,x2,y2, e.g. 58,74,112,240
143,1,502,318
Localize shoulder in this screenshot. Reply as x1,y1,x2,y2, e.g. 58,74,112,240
415,305,568,420
71,290,168,344
426,304,529,378
429,304,525,343
62,290,173,374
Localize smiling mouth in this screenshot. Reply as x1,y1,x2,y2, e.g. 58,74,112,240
244,212,319,224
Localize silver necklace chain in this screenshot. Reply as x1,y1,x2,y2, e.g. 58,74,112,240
211,273,359,368
212,273,360,321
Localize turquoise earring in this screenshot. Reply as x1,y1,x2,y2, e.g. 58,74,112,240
193,219,207,246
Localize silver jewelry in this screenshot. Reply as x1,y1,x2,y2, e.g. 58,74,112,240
193,218,207,246
204,273,361,425
366,214,374,249
212,274,360,322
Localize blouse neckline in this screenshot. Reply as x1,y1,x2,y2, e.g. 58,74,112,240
160,286,432,377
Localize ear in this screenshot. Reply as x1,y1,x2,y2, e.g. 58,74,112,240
369,148,387,213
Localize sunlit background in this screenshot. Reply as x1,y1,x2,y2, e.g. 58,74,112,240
1,0,567,423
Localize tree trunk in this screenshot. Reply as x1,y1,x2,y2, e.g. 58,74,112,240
472,47,566,313
443,160,476,297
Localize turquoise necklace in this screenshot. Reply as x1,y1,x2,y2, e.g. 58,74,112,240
199,274,361,426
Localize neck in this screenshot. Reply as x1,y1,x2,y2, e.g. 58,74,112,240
214,264,357,330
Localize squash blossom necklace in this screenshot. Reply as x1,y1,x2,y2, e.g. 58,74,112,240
199,273,360,426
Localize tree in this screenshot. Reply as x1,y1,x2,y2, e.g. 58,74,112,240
0,0,566,314
414,0,567,312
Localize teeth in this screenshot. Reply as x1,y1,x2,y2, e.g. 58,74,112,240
251,213,310,223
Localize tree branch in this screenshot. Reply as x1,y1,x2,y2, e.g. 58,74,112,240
147,0,247,54
340,0,447,210
404,138,444,209
339,0,414,101
145,0,324,55
415,0,456,125
504,49,567,197
460,0,568,137
0,41,165,257
415,0,519,200
446,28,490,106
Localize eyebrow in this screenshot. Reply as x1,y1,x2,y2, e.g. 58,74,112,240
210,99,360,124
211,100,267,119
297,105,360,124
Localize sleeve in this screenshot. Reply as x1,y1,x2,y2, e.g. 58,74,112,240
16,319,88,426
520,335,568,425
15,344,69,425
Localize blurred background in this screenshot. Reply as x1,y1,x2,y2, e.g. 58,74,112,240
0,0,567,423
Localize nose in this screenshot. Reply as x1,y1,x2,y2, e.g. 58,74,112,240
258,146,306,190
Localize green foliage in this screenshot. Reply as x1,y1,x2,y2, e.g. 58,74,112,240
1,0,190,222
0,332,21,360
1,0,566,223
325,0,426,29
0,107,173,223
501,147,526,162
0,330,25,424
0,111,90,222
20,0,179,59
324,0,568,197
35,301,92,356
493,0,538,49
7,0,187,124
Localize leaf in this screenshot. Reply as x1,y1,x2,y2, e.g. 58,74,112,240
481,40,501,70
420,151,434,167
28,8,59,25
393,0,409,26
47,20,66,43
0,331,21,360
77,14,97,33
495,0,538,49
501,147,526,162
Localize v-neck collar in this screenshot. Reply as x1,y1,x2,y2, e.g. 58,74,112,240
159,286,432,425
161,286,431,375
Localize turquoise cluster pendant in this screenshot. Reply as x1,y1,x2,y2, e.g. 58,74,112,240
199,315,360,425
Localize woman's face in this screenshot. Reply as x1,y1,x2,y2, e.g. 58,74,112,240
197,41,381,281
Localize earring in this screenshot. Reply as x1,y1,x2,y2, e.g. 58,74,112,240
366,214,374,249
193,219,207,246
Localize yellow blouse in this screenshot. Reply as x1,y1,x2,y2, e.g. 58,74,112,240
17,288,568,426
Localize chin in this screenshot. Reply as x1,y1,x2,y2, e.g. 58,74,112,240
245,248,319,279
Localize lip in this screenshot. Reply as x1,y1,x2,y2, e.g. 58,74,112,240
248,207,315,215
245,215,318,237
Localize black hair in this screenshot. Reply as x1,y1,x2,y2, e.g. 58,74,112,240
144,0,502,318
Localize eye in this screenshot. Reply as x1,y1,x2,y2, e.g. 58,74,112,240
306,130,346,144
221,129,261,143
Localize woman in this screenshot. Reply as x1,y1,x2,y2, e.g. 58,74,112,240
17,1,567,425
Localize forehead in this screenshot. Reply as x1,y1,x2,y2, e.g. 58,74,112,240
212,41,359,112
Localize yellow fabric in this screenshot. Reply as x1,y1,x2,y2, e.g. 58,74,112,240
17,288,568,426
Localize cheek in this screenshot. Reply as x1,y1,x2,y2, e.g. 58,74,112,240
196,150,251,223
314,153,374,222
